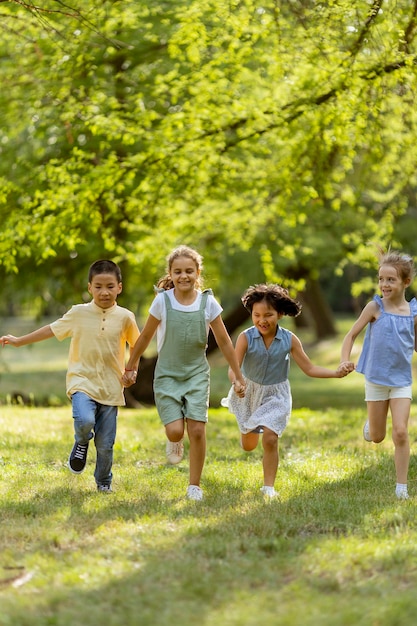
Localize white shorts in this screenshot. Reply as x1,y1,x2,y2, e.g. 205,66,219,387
364,380,412,401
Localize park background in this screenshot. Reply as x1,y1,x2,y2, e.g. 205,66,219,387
1,1,417,625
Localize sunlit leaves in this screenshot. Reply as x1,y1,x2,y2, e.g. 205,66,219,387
0,0,417,308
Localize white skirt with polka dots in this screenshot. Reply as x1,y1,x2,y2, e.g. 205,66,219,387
221,378,292,436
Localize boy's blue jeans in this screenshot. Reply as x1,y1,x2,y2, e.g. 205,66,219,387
71,391,118,487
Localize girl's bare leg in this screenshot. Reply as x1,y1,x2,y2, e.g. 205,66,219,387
390,398,411,485
366,401,389,442
165,418,185,464
165,418,185,442
261,427,279,487
241,432,259,451
186,419,206,487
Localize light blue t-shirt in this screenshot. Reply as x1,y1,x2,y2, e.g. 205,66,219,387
242,325,293,385
356,295,417,387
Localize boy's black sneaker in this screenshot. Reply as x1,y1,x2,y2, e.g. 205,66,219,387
68,442,89,474
97,484,113,493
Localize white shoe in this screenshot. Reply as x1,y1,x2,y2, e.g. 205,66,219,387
396,487,409,500
186,485,203,501
260,486,278,498
166,439,184,464
363,420,372,442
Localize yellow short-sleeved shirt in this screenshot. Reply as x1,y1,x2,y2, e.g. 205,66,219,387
50,301,140,406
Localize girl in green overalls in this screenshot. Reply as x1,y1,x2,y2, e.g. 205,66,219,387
123,246,246,501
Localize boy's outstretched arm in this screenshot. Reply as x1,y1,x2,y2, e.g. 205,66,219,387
0,325,54,347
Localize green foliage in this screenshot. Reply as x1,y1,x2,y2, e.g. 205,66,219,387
1,0,417,311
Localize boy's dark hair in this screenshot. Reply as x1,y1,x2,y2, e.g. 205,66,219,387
88,260,122,283
242,283,302,317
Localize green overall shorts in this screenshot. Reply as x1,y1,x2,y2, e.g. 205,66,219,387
154,290,212,426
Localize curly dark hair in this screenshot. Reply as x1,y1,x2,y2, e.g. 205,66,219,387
241,284,302,317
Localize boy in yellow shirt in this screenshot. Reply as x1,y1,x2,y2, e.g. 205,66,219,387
0,260,140,492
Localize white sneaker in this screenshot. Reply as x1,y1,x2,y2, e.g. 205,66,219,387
396,487,409,500
363,420,372,442
166,439,184,464
260,486,278,498
186,485,203,501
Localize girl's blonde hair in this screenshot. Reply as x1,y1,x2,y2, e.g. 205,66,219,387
378,249,415,283
157,246,204,290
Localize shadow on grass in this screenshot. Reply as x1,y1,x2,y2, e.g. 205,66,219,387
2,448,417,626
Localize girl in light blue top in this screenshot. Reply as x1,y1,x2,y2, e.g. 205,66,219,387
341,250,417,500
223,284,353,498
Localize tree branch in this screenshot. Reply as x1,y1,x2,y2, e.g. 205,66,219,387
402,0,417,52
3,0,78,16
348,0,384,58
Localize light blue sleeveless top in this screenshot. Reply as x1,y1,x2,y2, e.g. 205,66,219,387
242,325,293,385
356,295,417,387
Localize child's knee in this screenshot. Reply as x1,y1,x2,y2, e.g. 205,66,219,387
240,432,258,451
262,431,278,450
74,415,95,436
185,419,205,442
368,423,386,443
166,420,185,441
392,428,408,446
241,439,257,452
370,430,385,443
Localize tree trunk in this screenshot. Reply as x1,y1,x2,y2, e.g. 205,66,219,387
301,277,337,339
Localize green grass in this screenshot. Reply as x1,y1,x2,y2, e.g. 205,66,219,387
2,315,417,624
1,403,417,625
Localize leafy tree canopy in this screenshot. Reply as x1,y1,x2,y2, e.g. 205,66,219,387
1,0,417,313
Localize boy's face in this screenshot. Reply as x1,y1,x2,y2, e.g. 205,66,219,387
88,272,122,309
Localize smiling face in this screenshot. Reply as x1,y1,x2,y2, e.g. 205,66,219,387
251,299,282,339
88,272,122,309
169,255,200,296
378,264,410,301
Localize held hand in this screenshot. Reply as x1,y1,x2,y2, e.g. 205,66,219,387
336,361,355,377
122,369,137,387
0,334,18,347
233,379,246,398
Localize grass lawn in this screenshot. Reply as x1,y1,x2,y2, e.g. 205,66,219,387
1,403,417,626
1,315,417,625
